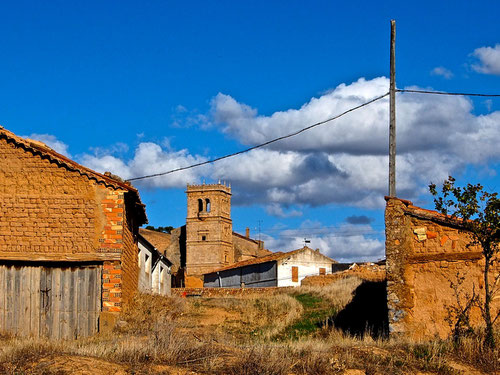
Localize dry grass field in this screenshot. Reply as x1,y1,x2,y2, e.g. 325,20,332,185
0,276,498,374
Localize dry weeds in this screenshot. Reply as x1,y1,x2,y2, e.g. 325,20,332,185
1,279,498,374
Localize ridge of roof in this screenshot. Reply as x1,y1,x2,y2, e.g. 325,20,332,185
232,231,259,244
0,126,147,224
204,246,335,274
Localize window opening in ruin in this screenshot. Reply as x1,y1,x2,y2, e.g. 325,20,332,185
198,199,203,212
202,235,206,241
206,198,211,212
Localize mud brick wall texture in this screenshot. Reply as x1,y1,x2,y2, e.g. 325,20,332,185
0,129,146,314
0,138,106,255
385,197,500,340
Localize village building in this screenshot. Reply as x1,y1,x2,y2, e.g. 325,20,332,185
140,182,271,287
0,126,147,339
138,234,172,296
203,246,336,288
385,197,500,340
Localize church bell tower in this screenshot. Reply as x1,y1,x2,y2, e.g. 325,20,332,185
185,182,233,276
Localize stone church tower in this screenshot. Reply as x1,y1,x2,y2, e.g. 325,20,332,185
185,183,233,276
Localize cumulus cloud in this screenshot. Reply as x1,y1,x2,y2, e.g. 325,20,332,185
430,66,453,79
471,44,500,75
203,77,500,209
26,133,71,157
79,142,209,188
261,220,384,263
81,77,500,212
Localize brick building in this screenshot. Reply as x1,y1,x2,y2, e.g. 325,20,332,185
0,126,147,339
140,182,270,287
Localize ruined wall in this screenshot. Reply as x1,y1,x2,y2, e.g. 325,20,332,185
385,197,499,340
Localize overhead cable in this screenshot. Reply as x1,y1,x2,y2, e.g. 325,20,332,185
128,92,390,181
397,89,500,97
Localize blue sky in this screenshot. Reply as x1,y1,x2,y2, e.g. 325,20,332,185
1,1,499,262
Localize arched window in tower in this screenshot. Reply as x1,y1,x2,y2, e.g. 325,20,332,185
198,199,203,213
205,198,211,212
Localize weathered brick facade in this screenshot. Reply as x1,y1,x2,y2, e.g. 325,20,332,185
0,126,146,317
385,197,499,340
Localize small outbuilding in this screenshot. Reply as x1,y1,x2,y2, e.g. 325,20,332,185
0,126,147,339
203,246,336,288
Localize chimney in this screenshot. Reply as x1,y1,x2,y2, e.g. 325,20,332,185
245,227,250,238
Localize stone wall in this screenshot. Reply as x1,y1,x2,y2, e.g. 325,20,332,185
185,183,233,278
385,197,500,340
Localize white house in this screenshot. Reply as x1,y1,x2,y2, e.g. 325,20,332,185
203,246,335,288
138,234,172,295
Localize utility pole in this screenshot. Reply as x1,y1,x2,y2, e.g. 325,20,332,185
389,19,396,197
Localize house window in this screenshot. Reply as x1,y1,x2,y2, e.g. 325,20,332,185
206,198,211,212
319,268,326,275
291,266,298,282
198,199,203,212
202,235,206,241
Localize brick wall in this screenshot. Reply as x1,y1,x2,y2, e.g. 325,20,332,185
120,196,139,305
385,197,500,340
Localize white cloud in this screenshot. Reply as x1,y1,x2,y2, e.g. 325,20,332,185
80,77,500,212
79,142,209,188
431,66,453,79
471,44,500,75
25,133,71,157
261,221,384,263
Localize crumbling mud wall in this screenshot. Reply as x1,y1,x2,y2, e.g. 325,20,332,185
385,197,499,340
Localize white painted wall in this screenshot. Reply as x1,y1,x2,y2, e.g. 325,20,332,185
276,248,333,287
152,261,171,296
138,243,153,293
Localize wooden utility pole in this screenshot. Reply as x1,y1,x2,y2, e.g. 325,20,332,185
389,20,396,197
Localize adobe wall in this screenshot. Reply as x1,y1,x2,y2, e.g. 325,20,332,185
385,198,500,340
0,136,139,314
0,137,108,259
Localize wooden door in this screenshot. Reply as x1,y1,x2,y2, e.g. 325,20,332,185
0,262,101,339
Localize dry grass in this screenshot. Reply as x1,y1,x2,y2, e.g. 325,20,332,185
297,276,363,308
1,280,498,374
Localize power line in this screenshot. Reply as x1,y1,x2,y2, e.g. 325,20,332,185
128,92,390,181
397,88,500,97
